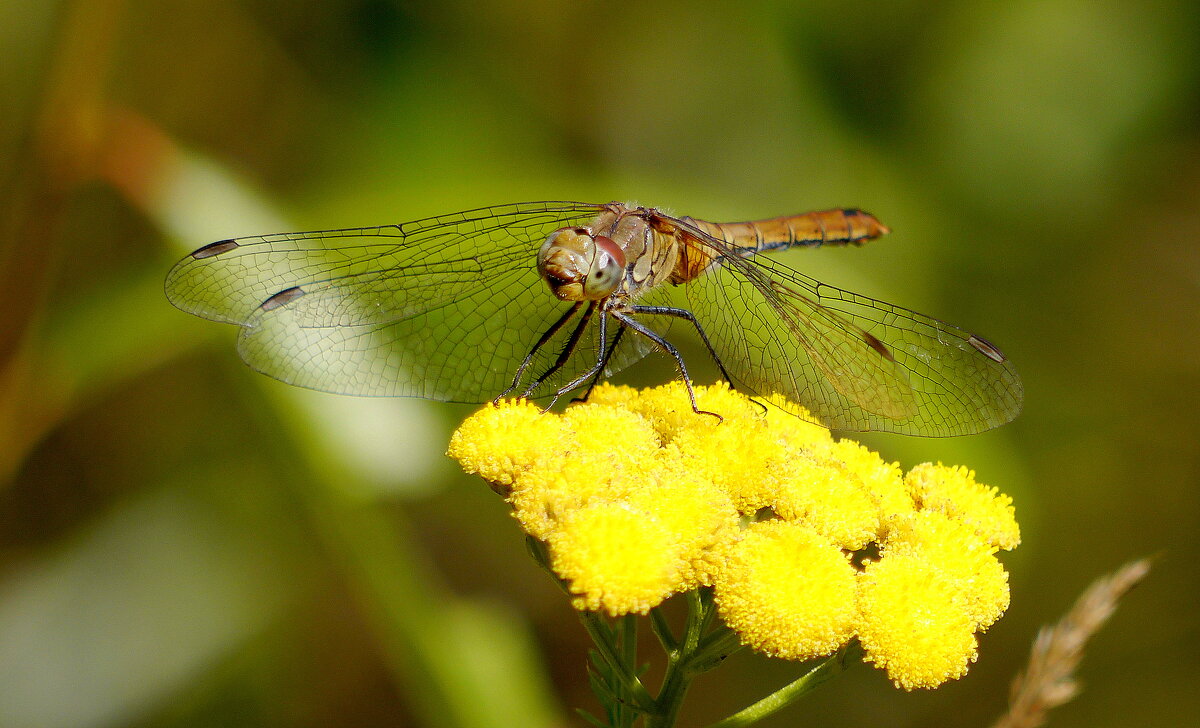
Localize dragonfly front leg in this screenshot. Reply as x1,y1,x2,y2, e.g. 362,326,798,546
629,305,734,385
570,325,627,405
547,308,614,408
497,302,585,402
519,302,597,404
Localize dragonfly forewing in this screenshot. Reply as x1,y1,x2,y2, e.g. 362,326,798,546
167,202,642,401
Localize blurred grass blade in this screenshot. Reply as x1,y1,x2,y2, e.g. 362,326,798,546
992,559,1152,728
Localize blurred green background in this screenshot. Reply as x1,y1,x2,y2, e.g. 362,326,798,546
2,1,1197,726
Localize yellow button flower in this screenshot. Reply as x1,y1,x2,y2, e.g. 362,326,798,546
508,450,640,541
770,454,880,550
883,511,1011,630
820,438,911,520
446,399,571,491
905,463,1021,550
629,380,763,442
713,520,858,661
669,417,787,514
623,463,741,590
856,552,979,690
508,404,660,540
548,502,685,616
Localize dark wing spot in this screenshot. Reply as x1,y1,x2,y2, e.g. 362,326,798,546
968,334,1007,363
191,239,239,259
260,286,306,312
862,331,896,362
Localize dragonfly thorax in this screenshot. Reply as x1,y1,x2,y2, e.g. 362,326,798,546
537,227,626,301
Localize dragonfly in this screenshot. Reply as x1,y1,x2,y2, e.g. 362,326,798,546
165,201,1022,436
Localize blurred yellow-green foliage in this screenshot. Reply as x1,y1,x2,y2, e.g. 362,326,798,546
2,1,1197,726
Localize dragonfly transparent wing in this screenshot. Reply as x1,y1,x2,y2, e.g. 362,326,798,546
636,220,1022,436
164,201,649,401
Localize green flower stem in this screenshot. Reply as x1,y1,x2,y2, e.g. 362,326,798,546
682,589,708,651
686,628,744,674
649,606,678,652
703,642,863,728
645,662,689,728
578,610,656,712
621,614,639,667
644,589,720,728
696,591,719,635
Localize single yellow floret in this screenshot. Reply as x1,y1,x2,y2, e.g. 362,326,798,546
883,511,1011,630
446,400,570,490
857,552,979,689
905,463,1021,550
548,502,685,616
713,520,857,661
771,454,879,550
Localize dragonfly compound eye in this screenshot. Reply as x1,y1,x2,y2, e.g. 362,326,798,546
582,235,625,299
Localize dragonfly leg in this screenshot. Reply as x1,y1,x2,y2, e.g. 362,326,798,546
570,325,626,404
497,302,583,401
611,311,722,422
518,302,597,403
629,305,733,384
546,308,614,407
630,304,768,416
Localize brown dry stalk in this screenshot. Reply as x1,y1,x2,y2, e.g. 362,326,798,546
991,558,1151,728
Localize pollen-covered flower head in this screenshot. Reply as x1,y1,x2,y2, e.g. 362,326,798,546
447,383,1021,690
856,465,1022,688
857,552,979,690
447,399,571,490
712,520,858,660
883,510,1011,630
905,463,1021,550
547,501,685,615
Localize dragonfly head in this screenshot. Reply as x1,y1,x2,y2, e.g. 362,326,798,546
538,227,626,301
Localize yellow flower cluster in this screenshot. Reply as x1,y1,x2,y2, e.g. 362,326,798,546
446,382,1020,690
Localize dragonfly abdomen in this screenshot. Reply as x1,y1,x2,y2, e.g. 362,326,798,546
688,208,890,258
